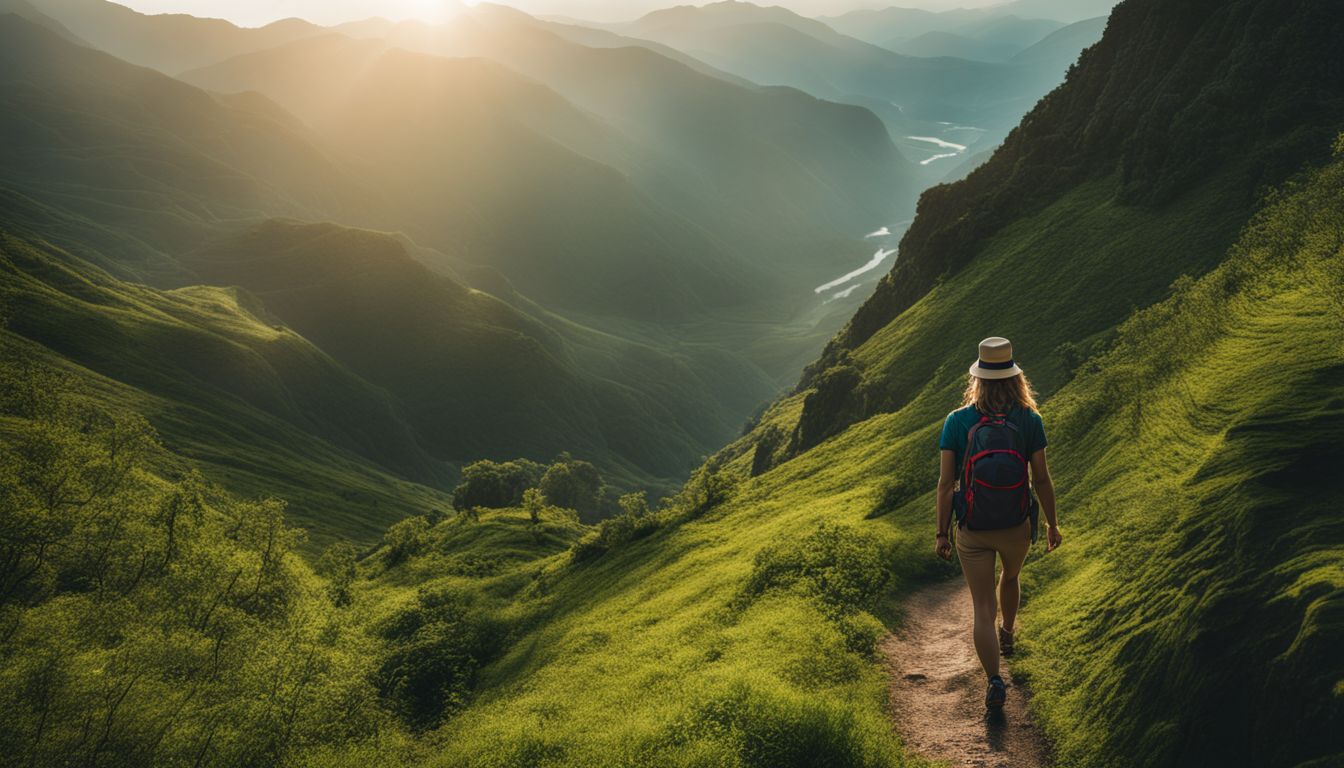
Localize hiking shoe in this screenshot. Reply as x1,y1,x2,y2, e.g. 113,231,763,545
986,676,1007,709
998,626,1015,658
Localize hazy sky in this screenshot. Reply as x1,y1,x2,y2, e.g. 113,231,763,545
116,0,1019,27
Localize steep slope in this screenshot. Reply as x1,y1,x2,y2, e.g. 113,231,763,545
0,15,371,282
376,1,1344,759
821,0,1344,397
0,204,453,547
1014,142,1344,767
26,0,324,73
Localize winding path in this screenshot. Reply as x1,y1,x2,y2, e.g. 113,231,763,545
880,579,1053,768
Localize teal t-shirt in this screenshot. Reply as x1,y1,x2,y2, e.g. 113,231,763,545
938,404,1047,474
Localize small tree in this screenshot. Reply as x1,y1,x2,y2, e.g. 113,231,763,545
540,456,605,518
383,516,429,566
523,488,544,526
617,491,649,519
317,541,359,606
452,459,545,511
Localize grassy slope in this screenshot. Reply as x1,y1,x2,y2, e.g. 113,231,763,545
1014,148,1344,767
357,143,1344,768
0,223,455,549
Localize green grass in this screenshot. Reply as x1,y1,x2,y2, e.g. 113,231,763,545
339,149,1344,766
1012,150,1344,767
0,226,454,550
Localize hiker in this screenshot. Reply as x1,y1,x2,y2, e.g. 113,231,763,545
933,337,1062,709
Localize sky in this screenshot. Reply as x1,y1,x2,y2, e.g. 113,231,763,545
116,0,1019,27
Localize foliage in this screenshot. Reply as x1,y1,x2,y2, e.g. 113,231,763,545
750,424,786,477
382,516,431,566
375,588,506,731
539,455,606,520
568,492,661,565
791,362,864,453
743,523,891,616
523,488,545,526
318,541,359,607
0,352,382,767
452,459,545,512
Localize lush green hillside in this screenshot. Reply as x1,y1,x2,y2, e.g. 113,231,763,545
0,10,784,490
185,219,764,488
380,121,1344,768
819,0,1344,396
0,360,388,766
1015,136,1344,768
0,209,455,548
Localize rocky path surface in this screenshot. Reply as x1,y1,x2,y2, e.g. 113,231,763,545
880,579,1052,768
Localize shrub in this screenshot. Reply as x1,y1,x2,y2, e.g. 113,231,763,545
540,454,606,519
659,681,900,768
375,587,506,730
381,516,429,566
451,459,545,511
317,541,359,606
791,364,864,453
568,500,662,565
744,523,890,615
751,425,786,477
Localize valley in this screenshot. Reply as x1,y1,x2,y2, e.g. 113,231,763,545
1,0,1340,766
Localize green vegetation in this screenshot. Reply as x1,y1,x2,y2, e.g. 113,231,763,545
185,219,753,487
1,0,1340,765
0,354,384,766
1014,142,1344,767
0,221,454,548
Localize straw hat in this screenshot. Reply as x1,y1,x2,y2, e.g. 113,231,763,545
969,337,1023,380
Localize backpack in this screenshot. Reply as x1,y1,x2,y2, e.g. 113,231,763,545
952,410,1039,539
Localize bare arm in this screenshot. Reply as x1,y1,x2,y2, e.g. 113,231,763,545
935,449,956,559
1030,447,1063,550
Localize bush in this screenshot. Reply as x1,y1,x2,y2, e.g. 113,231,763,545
451,459,545,511
659,681,900,768
569,498,662,565
791,364,864,453
540,454,606,519
744,523,890,615
382,516,429,566
751,425,786,477
317,541,358,606
375,587,506,730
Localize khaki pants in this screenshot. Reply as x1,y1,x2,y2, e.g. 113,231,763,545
955,517,1031,578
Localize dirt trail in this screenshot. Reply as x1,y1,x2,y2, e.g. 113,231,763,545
880,578,1052,768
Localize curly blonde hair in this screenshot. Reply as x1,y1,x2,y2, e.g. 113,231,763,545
962,372,1039,415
